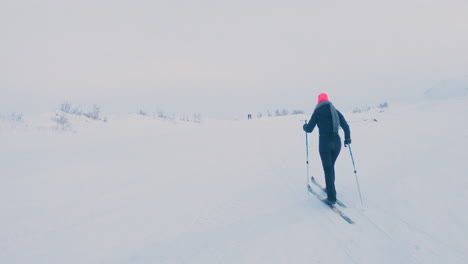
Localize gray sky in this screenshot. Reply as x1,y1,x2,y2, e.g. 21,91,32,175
1,0,467,118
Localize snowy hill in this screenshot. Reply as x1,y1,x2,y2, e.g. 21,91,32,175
1,97,467,264
424,77,468,100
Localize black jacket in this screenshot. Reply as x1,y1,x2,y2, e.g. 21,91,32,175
303,103,351,140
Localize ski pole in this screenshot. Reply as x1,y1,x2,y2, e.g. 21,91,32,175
305,120,310,187
346,144,363,206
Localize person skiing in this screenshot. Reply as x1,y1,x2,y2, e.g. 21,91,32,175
303,93,351,205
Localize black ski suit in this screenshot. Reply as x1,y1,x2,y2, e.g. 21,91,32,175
303,101,351,202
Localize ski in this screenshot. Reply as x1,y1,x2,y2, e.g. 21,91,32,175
310,176,347,208
307,184,354,224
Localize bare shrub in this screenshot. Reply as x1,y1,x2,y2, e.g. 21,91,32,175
352,108,362,113
378,102,389,109
52,113,71,130
1,113,23,122
156,109,167,119
177,113,202,123
292,110,304,115
60,102,72,113
60,102,82,115
83,105,100,120
167,113,176,121
179,114,189,122
10,112,23,122
352,105,371,113
71,106,83,115
193,113,202,123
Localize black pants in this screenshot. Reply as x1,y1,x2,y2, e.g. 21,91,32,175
319,135,341,201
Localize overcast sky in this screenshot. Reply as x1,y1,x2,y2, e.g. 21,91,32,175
1,0,467,118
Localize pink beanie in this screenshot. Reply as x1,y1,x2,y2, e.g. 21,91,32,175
317,93,329,104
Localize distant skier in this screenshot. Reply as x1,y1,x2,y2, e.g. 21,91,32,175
303,93,351,205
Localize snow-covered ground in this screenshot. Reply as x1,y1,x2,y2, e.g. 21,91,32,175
1,96,467,264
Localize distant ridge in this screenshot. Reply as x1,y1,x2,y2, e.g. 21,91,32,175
424,77,468,100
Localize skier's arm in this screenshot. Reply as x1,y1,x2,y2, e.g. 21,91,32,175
337,111,351,140
303,113,317,133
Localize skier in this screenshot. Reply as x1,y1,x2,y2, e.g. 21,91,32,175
303,93,351,205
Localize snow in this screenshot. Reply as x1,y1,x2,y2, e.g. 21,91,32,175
1,96,467,264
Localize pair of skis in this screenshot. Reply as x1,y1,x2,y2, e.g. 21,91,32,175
308,176,354,224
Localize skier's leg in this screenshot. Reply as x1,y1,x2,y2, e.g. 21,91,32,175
320,151,336,201
328,138,341,201
331,138,342,166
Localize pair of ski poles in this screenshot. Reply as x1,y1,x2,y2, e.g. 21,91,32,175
304,121,363,206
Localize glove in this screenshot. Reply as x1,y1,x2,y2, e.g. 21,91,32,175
344,138,351,146
303,124,308,132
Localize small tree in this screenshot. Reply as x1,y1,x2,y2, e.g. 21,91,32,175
281,109,289,116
